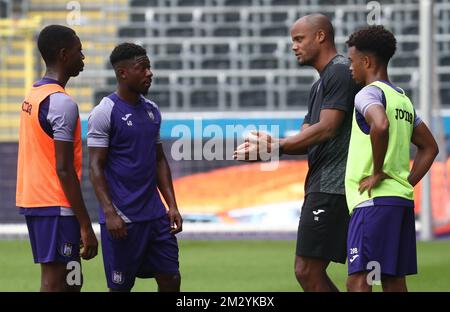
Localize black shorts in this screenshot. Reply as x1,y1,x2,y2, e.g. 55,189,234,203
296,193,350,264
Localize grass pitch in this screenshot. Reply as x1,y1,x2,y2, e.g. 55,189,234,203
0,240,449,292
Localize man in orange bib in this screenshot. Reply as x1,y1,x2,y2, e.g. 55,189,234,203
16,25,98,292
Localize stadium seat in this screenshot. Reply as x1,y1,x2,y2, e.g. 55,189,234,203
130,0,158,6
238,90,267,108
202,59,231,69
191,90,219,108
119,26,146,37
213,27,242,37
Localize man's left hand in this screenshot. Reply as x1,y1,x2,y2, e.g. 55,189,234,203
358,172,389,197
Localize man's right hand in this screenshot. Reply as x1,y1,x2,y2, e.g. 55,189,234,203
234,131,278,162
80,225,98,260
105,211,128,240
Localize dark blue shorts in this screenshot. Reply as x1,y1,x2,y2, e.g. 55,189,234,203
347,205,417,277
25,215,81,264
101,215,180,290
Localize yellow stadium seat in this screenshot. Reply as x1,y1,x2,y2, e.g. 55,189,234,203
0,117,20,128
0,70,25,79
0,88,26,97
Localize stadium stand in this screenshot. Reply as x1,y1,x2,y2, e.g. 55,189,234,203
103,0,450,110
4,0,450,118
2,0,450,224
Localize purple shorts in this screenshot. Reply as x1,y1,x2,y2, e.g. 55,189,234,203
347,205,417,277
101,215,179,290
25,215,81,264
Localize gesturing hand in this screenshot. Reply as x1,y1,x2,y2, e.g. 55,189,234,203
234,131,277,162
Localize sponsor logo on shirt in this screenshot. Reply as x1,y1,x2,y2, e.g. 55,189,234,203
122,113,133,126
121,113,132,121
22,101,32,115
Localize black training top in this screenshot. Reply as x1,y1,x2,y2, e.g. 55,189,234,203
303,54,361,196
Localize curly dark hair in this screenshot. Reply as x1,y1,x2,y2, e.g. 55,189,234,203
110,42,147,67
346,25,397,64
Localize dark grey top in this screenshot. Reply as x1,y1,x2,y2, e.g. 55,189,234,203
303,55,361,196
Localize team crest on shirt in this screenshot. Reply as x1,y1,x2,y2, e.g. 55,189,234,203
112,271,125,284
146,109,155,121
62,243,73,256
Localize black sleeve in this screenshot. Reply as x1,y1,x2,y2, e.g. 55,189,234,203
321,64,355,112
303,112,311,125
303,83,317,125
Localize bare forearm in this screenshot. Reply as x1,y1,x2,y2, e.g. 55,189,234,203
157,157,178,209
370,127,389,175
408,148,437,186
57,168,92,227
280,123,333,155
89,167,116,216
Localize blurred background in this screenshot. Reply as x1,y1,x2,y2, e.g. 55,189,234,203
1,0,450,239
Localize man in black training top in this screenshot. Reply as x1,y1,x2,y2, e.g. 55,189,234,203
235,14,360,292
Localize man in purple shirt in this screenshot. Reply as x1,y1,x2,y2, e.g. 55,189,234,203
88,43,182,292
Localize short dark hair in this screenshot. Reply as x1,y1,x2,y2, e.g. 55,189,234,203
37,25,77,65
110,43,147,67
346,25,397,64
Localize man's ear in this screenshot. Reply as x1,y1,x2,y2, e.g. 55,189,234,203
58,48,67,63
363,55,371,69
116,67,127,80
316,30,326,44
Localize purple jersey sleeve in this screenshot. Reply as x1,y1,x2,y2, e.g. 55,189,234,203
87,97,114,147
47,93,79,142
355,85,422,128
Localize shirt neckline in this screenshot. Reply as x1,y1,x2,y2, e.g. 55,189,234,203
375,80,405,95
112,92,144,109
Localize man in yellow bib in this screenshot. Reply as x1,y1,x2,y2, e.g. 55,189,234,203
345,25,438,292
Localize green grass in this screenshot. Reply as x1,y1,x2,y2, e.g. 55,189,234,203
1,240,450,292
